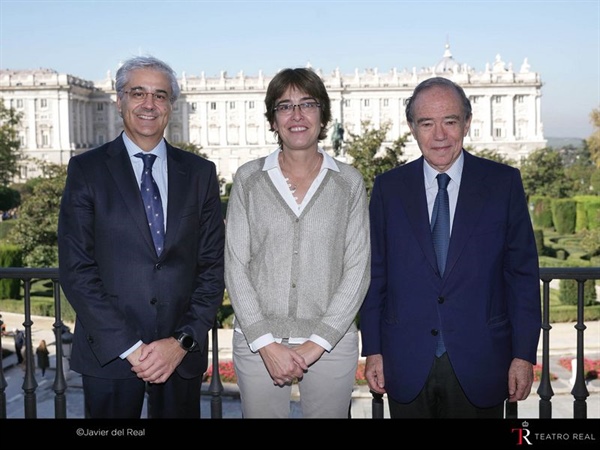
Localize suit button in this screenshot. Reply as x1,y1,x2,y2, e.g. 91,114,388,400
150,298,157,305
437,296,444,304
431,329,439,336
155,263,162,270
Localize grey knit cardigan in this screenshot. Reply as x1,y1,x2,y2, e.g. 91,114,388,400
224,156,371,349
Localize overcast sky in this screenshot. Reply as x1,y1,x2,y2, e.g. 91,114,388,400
1,0,598,138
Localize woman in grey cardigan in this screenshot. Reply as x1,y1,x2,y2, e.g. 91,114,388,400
224,68,371,418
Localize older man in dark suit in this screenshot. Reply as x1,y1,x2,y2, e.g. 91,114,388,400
360,77,541,418
58,55,225,419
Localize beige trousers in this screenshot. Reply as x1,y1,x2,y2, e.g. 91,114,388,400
233,330,358,418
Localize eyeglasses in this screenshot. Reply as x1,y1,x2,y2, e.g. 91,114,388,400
123,89,170,104
273,102,321,115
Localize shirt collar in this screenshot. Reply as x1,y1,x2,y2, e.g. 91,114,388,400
423,150,464,188
123,132,167,160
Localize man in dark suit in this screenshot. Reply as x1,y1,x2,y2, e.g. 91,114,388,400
58,56,225,419
359,77,541,418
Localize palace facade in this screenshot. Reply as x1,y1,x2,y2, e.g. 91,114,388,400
0,45,546,184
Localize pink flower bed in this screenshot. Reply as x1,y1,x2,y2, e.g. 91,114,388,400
558,357,600,380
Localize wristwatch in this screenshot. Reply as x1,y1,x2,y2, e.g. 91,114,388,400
174,332,197,351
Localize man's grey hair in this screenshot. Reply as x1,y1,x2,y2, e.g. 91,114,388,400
115,55,180,104
405,77,472,124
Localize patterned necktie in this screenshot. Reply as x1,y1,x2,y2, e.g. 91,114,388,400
135,153,165,255
431,172,450,357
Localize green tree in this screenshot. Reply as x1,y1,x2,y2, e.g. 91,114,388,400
173,141,226,191
472,148,516,166
520,148,572,198
587,108,600,167
172,141,208,158
344,121,408,194
563,142,597,195
6,162,66,267
0,99,22,187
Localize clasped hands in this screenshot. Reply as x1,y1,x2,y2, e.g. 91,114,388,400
127,338,186,384
259,341,325,386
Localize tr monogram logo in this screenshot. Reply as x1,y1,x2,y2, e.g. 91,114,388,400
512,421,533,446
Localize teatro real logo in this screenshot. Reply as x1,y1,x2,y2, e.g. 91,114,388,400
511,421,533,446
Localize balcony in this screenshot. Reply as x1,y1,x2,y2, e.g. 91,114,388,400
0,267,599,421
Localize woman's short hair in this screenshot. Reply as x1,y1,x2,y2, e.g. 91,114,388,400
264,68,332,146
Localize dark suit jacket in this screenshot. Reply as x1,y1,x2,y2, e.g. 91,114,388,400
360,150,541,408
58,133,225,380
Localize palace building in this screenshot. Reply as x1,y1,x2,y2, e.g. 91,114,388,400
0,45,546,184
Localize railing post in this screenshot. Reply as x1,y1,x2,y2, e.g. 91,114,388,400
52,280,68,419
572,279,589,419
0,314,6,418
537,277,554,418
371,391,384,419
505,399,517,418
208,321,223,419
21,278,38,419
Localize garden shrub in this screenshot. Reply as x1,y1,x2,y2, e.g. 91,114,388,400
533,228,544,254
530,196,554,229
556,259,598,306
0,243,22,299
551,199,576,235
0,221,16,240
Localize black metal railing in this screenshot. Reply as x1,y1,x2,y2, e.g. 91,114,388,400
0,267,224,419
535,267,598,419
0,266,598,419
369,267,600,419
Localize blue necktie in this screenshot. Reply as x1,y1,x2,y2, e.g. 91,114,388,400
431,173,450,357
135,153,165,255
431,173,450,276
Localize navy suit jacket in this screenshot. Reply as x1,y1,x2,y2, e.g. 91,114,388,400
58,133,225,380
360,151,541,408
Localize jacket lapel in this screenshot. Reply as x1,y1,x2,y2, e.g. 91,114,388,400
400,157,440,275
105,134,157,255
444,151,487,277
164,143,187,256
